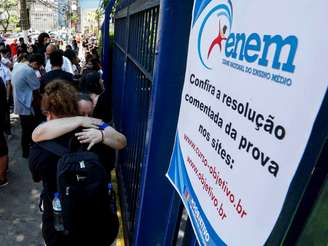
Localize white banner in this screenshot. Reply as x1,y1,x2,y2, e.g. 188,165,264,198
166,0,328,245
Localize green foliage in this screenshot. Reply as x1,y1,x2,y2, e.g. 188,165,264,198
0,0,17,9
0,0,18,33
95,8,104,22
9,15,19,26
70,13,79,23
99,0,120,14
100,0,110,9
97,31,103,59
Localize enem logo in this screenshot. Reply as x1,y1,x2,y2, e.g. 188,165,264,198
197,0,233,70
197,0,298,73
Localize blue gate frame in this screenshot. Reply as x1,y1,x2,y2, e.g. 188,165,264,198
109,0,196,244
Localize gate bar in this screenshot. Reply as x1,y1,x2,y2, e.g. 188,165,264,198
133,0,194,245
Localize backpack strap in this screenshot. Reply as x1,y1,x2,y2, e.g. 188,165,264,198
37,140,70,156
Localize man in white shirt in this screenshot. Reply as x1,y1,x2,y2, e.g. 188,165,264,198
0,60,11,85
44,44,74,74
0,48,13,70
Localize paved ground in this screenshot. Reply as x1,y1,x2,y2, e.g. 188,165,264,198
0,115,44,246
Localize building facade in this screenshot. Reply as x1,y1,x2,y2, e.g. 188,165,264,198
80,0,99,34
80,8,97,34
29,0,59,32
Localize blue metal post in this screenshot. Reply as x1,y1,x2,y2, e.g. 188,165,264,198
133,0,194,245
181,217,198,246
102,0,115,91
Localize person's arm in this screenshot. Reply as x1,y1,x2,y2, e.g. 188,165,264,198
27,69,40,90
75,125,127,150
32,116,102,142
102,126,127,149
4,67,11,100
6,80,11,101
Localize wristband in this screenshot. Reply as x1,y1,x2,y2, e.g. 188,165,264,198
98,122,109,130
100,130,104,143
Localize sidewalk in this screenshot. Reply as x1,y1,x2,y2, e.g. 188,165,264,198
0,115,43,246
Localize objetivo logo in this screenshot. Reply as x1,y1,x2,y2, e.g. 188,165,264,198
196,0,298,73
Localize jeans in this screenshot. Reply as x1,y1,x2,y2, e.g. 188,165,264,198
19,115,38,157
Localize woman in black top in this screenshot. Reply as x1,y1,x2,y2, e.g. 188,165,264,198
29,80,126,245
29,80,110,245
36,32,50,56
29,80,82,245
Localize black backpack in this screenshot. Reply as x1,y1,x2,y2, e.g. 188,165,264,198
39,140,119,245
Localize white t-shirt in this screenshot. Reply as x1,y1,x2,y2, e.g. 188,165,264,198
35,70,42,79
72,64,79,76
0,63,11,86
45,56,74,74
1,57,11,67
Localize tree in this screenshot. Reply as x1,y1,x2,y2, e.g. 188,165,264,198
91,0,119,36
100,0,120,14
0,0,18,33
70,13,79,32
100,0,110,10
87,9,103,35
95,8,104,34
19,0,30,41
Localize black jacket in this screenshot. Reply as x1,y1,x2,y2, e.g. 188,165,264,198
0,78,10,133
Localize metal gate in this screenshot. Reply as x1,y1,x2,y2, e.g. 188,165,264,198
111,0,196,245
112,0,160,243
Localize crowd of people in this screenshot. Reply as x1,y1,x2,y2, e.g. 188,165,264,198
0,32,127,245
